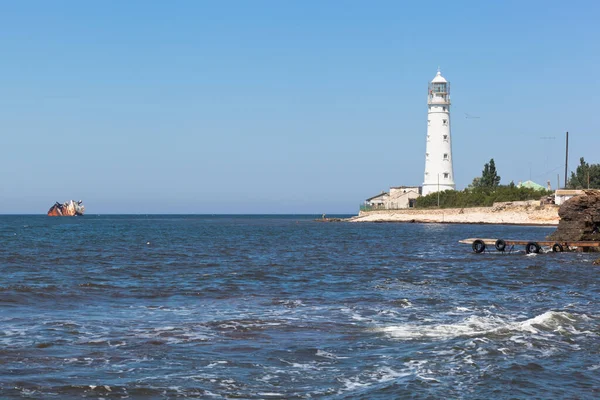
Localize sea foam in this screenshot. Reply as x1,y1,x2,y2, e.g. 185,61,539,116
377,311,584,340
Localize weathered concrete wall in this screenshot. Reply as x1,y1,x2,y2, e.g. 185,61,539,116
387,187,420,209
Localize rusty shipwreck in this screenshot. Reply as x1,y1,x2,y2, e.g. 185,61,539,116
47,200,85,216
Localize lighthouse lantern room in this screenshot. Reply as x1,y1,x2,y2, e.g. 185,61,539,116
422,69,455,196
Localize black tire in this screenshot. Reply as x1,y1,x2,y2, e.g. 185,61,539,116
495,239,506,252
552,243,564,253
525,242,541,254
472,239,486,253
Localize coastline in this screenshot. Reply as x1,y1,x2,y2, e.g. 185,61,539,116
347,201,559,226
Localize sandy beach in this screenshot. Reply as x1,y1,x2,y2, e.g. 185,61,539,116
349,201,559,225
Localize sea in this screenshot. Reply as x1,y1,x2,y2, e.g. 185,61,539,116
0,215,598,399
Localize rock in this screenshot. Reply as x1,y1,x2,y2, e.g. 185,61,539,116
593,258,600,265
47,200,85,216
547,190,600,241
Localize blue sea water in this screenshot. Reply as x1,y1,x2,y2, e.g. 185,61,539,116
0,215,599,399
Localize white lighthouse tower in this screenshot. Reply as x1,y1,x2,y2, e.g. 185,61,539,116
422,69,455,196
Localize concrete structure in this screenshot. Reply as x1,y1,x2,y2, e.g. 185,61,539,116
422,69,455,196
389,186,421,208
364,186,421,209
365,192,389,208
554,189,585,206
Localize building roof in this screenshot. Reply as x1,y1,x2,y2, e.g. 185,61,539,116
517,180,546,191
390,186,421,190
365,192,389,201
555,189,584,196
431,70,447,83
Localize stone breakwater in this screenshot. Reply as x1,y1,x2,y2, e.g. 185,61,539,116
349,201,559,225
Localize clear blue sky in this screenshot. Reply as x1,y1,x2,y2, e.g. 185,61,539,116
1,1,598,214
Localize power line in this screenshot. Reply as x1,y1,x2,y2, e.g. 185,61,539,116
532,164,564,179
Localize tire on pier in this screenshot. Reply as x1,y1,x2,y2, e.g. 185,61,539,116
552,243,564,253
472,239,486,253
495,239,506,252
525,242,541,254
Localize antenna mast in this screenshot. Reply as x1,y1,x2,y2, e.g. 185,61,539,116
564,131,569,188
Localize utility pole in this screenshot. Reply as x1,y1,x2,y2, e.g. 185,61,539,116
564,131,569,188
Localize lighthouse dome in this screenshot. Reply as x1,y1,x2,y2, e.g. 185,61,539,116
431,70,447,83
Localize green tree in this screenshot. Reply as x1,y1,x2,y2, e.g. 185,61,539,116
467,177,482,190
567,157,600,189
480,158,501,189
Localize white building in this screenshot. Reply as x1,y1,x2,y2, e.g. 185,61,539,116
364,186,421,209
364,191,389,208
422,69,455,196
554,189,584,205
389,186,421,208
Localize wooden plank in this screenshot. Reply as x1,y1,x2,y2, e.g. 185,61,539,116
459,238,497,244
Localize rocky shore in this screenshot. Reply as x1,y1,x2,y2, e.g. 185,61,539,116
349,200,559,225
548,190,600,241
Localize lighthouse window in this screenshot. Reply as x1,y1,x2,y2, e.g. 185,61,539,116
433,83,446,93
444,173,449,179
443,134,448,140
427,120,430,126
426,153,429,159
443,153,448,160
443,107,447,111
443,119,448,125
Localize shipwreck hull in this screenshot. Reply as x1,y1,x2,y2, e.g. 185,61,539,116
47,200,85,216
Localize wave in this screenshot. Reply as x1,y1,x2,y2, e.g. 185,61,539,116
78,282,120,289
377,310,591,341
0,284,59,293
3,384,212,398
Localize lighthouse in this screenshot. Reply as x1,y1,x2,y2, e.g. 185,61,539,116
422,69,455,196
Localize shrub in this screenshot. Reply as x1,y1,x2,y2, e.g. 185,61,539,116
414,186,552,209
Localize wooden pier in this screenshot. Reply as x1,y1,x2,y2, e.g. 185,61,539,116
459,238,600,254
